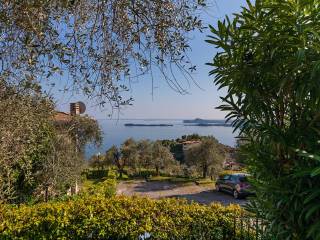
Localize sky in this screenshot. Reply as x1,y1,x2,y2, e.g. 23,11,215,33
52,0,248,120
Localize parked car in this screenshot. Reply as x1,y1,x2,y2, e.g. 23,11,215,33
215,173,253,199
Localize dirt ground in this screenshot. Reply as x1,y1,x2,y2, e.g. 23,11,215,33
116,180,247,205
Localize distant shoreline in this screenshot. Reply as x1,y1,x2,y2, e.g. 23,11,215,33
183,118,227,124
183,118,231,127
124,123,173,127
184,123,232,127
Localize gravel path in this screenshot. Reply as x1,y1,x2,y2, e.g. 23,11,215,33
117,180,247,205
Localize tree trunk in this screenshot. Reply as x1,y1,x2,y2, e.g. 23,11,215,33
202,165,207,179
44,186,48,202
156,166,160,176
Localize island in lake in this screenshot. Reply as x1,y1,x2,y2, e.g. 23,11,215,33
183,118,231,127
125,123,173,127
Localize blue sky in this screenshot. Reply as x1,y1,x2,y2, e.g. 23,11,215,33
52,0,247,120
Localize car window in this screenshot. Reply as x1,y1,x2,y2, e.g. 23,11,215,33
239,176,248,182
223,175,230,180
230,175,238,182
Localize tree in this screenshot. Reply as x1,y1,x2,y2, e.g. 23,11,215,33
105,145,119,167
0,82,54,202
207,0,320,238
120,138,139,170
68,115,102,153
105,145,125,178
89,154,105,170
0,81,102,203
0,0,206,107
136,140,153,169
234,138,248,164
151,142,176,176
185,137,224,179
39,133,85,202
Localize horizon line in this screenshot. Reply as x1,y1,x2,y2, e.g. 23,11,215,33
95,118,227,121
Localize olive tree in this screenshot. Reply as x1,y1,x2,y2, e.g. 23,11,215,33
0,81,102,203
0,82,54,202
185,137,224,179
136,140,153,169
0,0,206,108
105,145,119,167
89,154,106,170
207,0,320,238
151,142,176,176
120,138,139,170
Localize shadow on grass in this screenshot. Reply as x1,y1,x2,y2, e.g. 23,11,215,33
132,181,187,192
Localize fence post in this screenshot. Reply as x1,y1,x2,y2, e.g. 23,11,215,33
240,215,243,240
247,218,250,239
233,216,236,239
255,216,259,240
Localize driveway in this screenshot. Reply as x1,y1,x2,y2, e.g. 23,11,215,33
116,180,247,205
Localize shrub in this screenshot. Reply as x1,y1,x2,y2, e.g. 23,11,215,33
0,196,254,240
81,179,117,198
207,0,320,239
86,169,109,180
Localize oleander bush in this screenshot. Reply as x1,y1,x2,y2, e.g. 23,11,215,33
207,0,320,238
0,196,253,240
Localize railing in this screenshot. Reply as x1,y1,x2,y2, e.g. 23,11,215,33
186,214,270,240
137,215,270,240
226,215,270,240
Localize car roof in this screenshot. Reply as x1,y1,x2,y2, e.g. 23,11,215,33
221,173,247,177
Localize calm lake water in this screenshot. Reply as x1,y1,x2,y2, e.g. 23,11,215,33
86,119,238,158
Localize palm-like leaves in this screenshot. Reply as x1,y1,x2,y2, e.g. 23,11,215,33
207,0,320,239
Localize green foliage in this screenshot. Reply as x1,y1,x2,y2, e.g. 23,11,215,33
128,169,157,179
104,145,119,167
121,138,140,170
0,82,103,203
180,134,202,141
88,154,106,170
99,136,230,180
0,196,251,240
85,169,108,180
103,139,180,178
185,137,225,179
0,0,206,106
151,141,178,176
207,0,320,239
234,138,248,164
161,139,184,162
69,115,102,151
81,178,117,199
0,83,55,202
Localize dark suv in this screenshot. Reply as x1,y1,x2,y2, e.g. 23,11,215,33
215,173,252,199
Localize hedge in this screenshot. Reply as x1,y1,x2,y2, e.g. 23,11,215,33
0,196,254,240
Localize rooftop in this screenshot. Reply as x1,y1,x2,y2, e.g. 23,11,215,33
53,111,72,123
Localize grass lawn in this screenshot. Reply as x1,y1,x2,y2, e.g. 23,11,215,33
148,176,215,186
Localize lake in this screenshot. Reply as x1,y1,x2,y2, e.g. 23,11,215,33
86,119,238,158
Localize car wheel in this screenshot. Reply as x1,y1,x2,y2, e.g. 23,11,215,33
215,184,220,192
233,190,240,199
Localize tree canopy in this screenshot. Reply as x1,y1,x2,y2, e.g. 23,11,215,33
0,82,102,203
185,137,225,179
207,0,320,238
0,0,206,108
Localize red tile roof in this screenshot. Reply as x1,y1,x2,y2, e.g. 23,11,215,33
53,111,72,123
